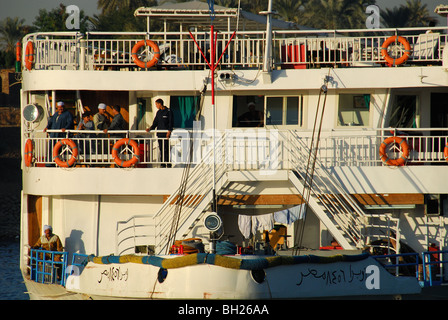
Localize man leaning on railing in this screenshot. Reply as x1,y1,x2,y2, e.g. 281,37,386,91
33,225,64,260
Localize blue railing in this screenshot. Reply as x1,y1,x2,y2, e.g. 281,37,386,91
373,250,448,287
372,252,420,278
422,250,448,287
30,248,68,286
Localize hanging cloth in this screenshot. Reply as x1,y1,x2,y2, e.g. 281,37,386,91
238,215,252,239
251,214,274,235
273,204,306,225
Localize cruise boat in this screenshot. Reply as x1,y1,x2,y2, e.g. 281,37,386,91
19,1,448,300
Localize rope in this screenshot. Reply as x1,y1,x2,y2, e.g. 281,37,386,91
294,71,330,255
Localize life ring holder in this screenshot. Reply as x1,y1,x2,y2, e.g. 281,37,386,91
53,139,78,167
381,36,412,66
24,41,35,70
131,40,160,69
379,136,410,166
112,138,140,167
24,139,34,167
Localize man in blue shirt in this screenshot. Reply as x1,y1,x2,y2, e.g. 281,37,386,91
43,101,74,166
44,101,74,138
146,99,174,167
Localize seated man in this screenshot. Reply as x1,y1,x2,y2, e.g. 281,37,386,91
33,225,64,260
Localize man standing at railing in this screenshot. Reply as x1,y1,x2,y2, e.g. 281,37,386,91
146,99,174,167
33,225,64,255
43,101,74,166
93,103,110,131
104,105,127,138
43,101,74,138
32,225,64,281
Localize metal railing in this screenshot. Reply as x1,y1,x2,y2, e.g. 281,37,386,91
22,27,448,71
115,132,229,255
287,130,368,248
372,249,448,287
23,128,448,168
30,248,68,286
372,252,420,278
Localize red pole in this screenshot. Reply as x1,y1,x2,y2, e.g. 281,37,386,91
211,24,215,106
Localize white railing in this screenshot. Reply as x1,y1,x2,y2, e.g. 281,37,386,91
23,27,448,71
25,128,448,168
116,132,229,255
287,131,368,248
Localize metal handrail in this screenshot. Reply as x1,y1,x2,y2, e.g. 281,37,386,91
22,27,448,71
24,128,448,168
30,248,68,286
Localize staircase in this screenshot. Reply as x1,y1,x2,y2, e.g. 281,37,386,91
116,133,230,256
287,131,368,249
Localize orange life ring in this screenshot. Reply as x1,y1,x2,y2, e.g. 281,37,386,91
131,40,160,69
24,139,33,167
379,136,410,166
112,138,140,167
16,41,22,62
53,139,78,167
381,36,412,66
24,41,35,70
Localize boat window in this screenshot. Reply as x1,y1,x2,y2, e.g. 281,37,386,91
337,93,371,127
232,96,265,127
169,96,200,129
388,95,418,128
265,96,303,126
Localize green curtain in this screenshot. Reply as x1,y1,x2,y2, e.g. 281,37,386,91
171,96,198,128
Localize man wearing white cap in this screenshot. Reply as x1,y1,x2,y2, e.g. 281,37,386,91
43,101,74,138
33,225,63,252
33,225,64,281
93,103,109,131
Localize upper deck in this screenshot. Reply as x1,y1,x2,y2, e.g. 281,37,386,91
21,26,448,83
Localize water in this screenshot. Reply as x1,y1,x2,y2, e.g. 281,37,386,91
0,241,29,300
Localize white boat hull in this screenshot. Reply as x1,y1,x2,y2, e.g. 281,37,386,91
65,254,421,299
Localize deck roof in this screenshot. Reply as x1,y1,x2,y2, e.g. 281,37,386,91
134,1,307,31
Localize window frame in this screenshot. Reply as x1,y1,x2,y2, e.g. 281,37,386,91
264,95,304,128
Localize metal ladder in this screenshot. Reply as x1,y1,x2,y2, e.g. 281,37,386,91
287,131,369,249
153,133,229,254
115,132,230,256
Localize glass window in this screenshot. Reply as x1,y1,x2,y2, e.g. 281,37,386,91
265,96,303,126
266,97,283,125
232,96,265,127
286,96,300,125
389,95,417,128
337,94,371,126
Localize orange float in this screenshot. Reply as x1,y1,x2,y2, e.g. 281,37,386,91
131,40,160,69
24,41,35,70
381,36,412,66
24,139,33,167
53,139,78,167
379,136,410,166
444,143,448,161
112,138,140,167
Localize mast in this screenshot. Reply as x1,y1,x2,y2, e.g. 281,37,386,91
261,0,274,83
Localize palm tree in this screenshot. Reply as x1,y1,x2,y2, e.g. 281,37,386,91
300,0,373,29
274,0,307,24
405,0,438,27
381,0,438,28
0,17,27,52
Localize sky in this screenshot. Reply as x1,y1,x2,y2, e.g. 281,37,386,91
0,0,446,26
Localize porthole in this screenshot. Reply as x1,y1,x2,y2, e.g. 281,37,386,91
158,268,168,283
250,269,266,284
